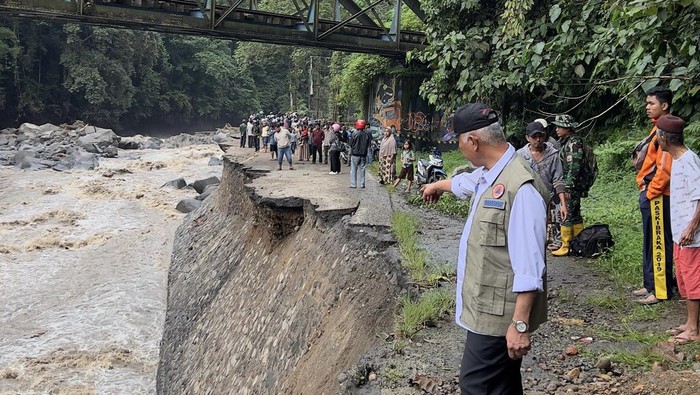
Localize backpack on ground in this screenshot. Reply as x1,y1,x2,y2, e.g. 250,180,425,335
569,223,614,258
578,140,598,195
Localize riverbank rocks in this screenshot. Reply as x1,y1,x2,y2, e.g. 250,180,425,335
76,126,120,153
162,177,188,189
119,134,162,150
176,198,202,213
191,176,220,194
1,121,236,171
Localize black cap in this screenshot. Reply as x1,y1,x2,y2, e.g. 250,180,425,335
525,122,546,136
443,103,499,142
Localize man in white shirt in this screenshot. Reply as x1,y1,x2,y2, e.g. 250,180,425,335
657,114,700,343
423,103,549,394
273,123,294,171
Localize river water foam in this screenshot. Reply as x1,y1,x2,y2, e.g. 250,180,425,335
0,145,221,394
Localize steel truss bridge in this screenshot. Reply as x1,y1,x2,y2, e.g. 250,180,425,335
0,0,426,57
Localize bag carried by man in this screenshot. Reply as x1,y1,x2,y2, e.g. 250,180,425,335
578,140,598,195
569,223,614,257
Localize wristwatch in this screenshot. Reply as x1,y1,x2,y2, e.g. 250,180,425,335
512,320,529,333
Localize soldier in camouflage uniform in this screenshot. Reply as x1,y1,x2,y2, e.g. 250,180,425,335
551,114,585,256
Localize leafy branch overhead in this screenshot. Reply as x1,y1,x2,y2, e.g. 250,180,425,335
416,0,700,123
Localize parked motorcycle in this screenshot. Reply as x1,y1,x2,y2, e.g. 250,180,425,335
416,148,447,185
369,138,380,162
339,142,351,164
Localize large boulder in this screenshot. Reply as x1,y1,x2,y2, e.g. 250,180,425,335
39,123,59,133
13,151,55,170
77,126,120,152
118,138,141,150
211,132,229,143
191,176,220,194
102,146,119,158
13,150,38,169
176,198,202,213
18,123,42,138
162,177,187,189
53,150,99,171
142,138,161,150
196,184,218,201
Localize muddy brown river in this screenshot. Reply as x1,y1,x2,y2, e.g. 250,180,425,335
0,145,221,394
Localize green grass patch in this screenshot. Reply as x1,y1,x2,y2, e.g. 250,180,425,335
594,326,667,344
606,349,667,370
581,169,643,287
623,303,669,324
391,211,454,285
395,289,454,338
383,368,402,384
587,292,669,324
587,294,627,310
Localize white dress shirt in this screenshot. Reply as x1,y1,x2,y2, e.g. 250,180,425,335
450,145,547,332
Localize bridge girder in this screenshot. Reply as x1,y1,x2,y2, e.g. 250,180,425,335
0,0,426,57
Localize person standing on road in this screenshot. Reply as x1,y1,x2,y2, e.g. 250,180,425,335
378,127,397,184
311,125,325,164
246,119,254,149
329,123,343,175
393,139,415,192
273,123,294,171
349,119,372,188
517,121,568,249
421,103,549,395
656,115,700,343
550,114,585,257
239,119,247,148
290,126,298,155
322,123,333,165
298,124,310,161
261,122,270,153
633,86,676,305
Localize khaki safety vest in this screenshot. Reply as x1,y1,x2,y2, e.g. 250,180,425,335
460,156,550,336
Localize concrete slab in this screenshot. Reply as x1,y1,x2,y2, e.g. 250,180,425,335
223,145,392,228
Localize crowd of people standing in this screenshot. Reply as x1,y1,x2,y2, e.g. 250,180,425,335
236,113,416,191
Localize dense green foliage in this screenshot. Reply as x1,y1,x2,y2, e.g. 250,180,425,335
0,19,330,130
415,0,700,129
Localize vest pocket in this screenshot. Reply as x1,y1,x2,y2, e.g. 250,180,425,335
478,210,506,246
476,270,507,316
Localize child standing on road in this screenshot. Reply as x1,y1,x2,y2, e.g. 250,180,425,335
393,140,415,192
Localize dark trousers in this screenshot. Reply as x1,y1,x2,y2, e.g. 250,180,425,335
310,144,322,163
323,146,330,164
330,150,341,173
639,192,675,299
240,133,246,147
460,331,523,395
561,191,583,226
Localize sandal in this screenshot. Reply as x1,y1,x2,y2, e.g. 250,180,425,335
636,294,660,305
669,331,699,344
665,326,686,336
631,288,650,297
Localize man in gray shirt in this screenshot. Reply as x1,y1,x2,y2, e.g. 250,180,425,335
517,122,569,241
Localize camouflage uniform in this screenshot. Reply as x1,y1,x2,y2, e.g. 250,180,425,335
559,133,584,226
551,114,584,256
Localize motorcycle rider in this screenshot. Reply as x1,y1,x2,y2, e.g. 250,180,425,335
349,119,372,188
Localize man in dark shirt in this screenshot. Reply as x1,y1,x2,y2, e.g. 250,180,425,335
239,119,247,148
349,119,372,188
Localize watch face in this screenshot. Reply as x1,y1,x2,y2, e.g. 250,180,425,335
516,321,527,332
